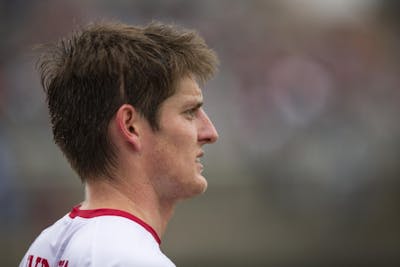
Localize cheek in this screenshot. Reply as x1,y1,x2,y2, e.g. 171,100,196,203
151,120,198,170
151,139,182,172
161,125,197,155
160,141,190,170
152,136,195,178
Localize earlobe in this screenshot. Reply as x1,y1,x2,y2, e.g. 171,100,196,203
116,104,141,150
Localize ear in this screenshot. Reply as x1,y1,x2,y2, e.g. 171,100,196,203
115,104,141,151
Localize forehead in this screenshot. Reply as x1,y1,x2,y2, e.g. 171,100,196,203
168,76,203,104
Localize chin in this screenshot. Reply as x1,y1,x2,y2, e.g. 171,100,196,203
192,175,208,194
199,175,208,192
180,175,208,199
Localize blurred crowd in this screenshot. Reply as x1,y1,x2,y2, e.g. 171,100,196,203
1,0,400,265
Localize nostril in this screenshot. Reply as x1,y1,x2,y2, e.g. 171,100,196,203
210,131,219,143
205,127,218,144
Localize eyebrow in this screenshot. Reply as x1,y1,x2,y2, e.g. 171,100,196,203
182,98,203,110
192,102,203,110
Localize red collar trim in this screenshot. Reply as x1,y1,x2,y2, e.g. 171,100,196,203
69,205,161,245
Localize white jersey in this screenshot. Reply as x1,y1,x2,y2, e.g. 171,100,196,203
19,205,176,267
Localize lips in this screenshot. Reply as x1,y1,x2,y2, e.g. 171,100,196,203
196,151,204,162
196,151,204,172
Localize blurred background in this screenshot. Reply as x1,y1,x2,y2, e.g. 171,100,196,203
1,0,400,266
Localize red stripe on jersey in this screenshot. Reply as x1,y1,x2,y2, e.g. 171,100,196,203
69,205,161,245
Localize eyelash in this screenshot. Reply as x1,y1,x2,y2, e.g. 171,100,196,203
185,108,198,119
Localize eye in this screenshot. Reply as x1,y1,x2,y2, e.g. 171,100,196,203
184,107,199,120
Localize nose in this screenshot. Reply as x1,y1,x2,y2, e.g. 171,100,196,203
198,109,219,144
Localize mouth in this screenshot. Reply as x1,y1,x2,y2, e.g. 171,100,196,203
196,151,204,162
196,152,204,171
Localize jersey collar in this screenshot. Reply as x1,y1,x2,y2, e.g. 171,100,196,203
69,205,161,245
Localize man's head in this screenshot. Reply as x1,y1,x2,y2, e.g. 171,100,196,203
38,22,218,181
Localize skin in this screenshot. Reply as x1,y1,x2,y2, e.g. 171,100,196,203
142,75,219,200
81,75,218,238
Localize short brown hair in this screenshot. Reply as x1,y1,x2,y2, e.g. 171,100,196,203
38,21,218,181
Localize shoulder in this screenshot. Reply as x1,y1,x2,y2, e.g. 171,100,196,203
21,212,175,267
65,216,175,266
74,215,156,246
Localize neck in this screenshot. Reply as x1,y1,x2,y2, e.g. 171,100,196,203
81,176,176,240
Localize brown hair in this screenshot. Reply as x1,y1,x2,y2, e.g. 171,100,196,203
38,21,218,181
